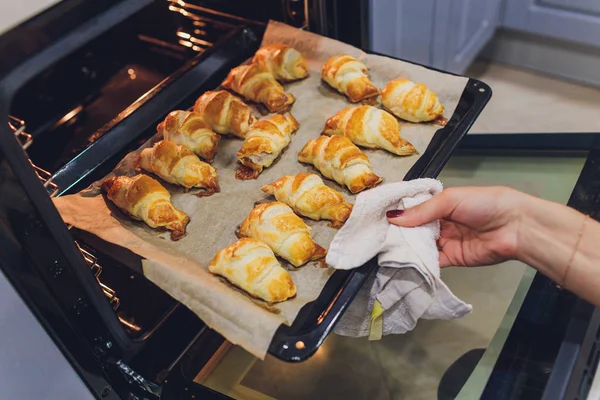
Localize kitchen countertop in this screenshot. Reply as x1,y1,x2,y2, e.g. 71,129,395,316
0,1,60,35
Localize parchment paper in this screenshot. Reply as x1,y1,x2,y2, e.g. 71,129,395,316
53,21,469,359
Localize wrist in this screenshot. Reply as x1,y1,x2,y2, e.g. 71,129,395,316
513,192,539,263
515,195,583,282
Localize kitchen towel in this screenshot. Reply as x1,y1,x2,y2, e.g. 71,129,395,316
326,178,472,339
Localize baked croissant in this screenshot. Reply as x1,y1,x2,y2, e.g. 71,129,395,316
101,174,189,240
222,63,295,113
157,110,220,162
381,78,444,122
239,202,327,267
321,54,379,103
193,90,255,138
323,105,416,156
236,113,299,180
298,135,382,194
261,173,353,228
252,44,309,82
209,238,296,303
138,140,219,194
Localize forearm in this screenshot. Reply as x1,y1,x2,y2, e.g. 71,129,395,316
517,195,600,306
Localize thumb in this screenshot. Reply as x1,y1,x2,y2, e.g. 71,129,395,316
386,190,454,227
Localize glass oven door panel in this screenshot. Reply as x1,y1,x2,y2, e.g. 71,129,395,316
195,153,587,400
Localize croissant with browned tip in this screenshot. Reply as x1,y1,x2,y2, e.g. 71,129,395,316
253,44,309,82
239,202,327,267
323,105,416,156
236,113,299,180
101,174,189,240
209,238,296,303
261,173,353,228
222,64,295,113
139,140,219,193
157,110,220,162
321,54,379,103
381,78,444,123
298,135,382,194
193,90,256,138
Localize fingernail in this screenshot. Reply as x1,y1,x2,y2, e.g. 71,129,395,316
386,209,404,218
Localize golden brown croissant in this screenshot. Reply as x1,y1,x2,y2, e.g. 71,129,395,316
252,44,309,82
321,54,379,103
261,173,353,228
209,238,296,303
381,78,444,122
236,113,299,180
157,110,220,162
101,174,189,240
193,90,256,138
298,135,382,194
138,140,219,194
239,202,327,267
323,105,416,156
222,63,295,113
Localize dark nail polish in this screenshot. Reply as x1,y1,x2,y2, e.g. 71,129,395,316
386,209,404,218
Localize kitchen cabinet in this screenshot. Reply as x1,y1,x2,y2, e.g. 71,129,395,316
503,0,600,48
368,0,502,74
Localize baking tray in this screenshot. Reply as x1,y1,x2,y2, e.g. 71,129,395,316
44,26,491,361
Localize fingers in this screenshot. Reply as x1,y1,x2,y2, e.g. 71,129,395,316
387,188,461,227
439,251,452,268
438,236,454,268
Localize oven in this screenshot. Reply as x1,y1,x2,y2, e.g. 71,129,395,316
0,1,486,399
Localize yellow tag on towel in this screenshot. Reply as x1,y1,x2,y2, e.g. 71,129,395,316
369,300,385,341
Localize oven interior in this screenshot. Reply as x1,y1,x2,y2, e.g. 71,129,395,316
16,0,305,174
5,0,309,391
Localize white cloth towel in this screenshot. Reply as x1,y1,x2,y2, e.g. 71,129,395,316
327,178,472,338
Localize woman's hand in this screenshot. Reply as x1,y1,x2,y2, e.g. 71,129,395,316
387,185,600,308
387,186,529,268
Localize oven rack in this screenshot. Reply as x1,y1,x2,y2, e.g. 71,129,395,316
77,243,121,311
77,242,143,334
139,0,263,54
10,114,142,332
9,115,32,150
9,115,59,197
